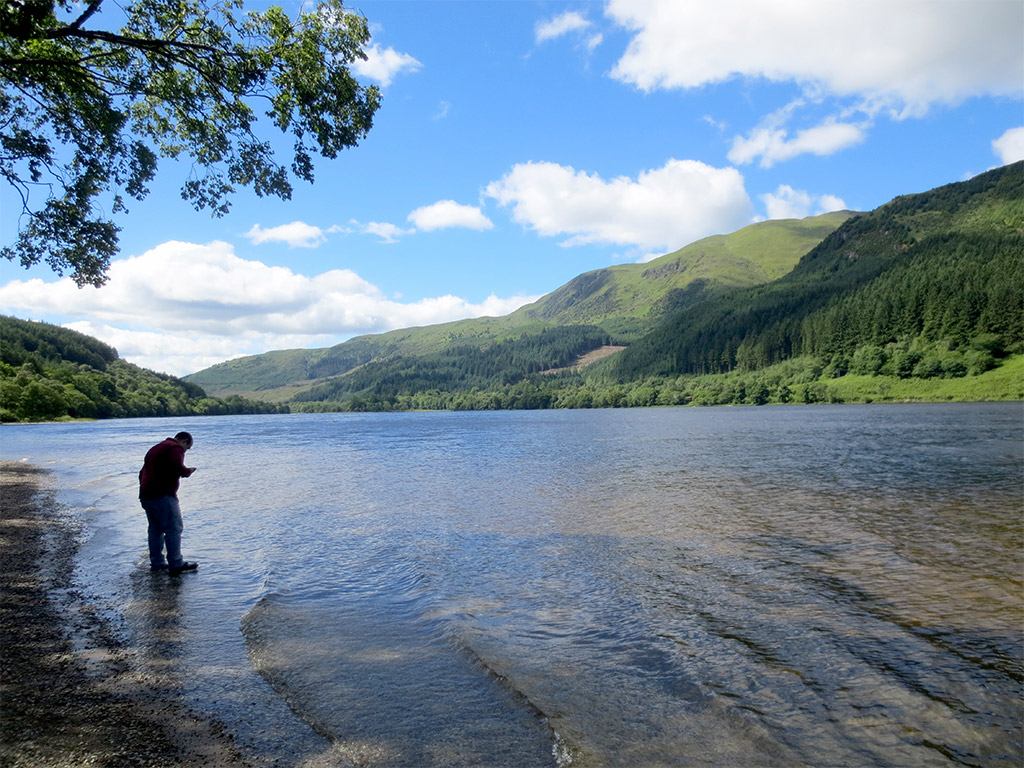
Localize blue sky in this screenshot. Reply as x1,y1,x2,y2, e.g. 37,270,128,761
2,0,1022,376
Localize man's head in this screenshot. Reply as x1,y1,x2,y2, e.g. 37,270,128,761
174,431,194,450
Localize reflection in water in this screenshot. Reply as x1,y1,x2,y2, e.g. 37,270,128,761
127,571,186,676
2,404,1021,767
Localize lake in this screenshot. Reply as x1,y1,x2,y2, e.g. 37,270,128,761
2,403,1022,767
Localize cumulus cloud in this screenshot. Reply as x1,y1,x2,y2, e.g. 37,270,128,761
536,11,591,43
407,201,493,232
0,241,539,376
351,43,421,87
992,126,1024,165
606,0,1023,114
818,194,847,213
606,0,1022,165
485,159,753,251
244,221,329,248
729,118,867,168
760,185,848,220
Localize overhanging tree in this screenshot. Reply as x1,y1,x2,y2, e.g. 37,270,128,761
0,0,381,286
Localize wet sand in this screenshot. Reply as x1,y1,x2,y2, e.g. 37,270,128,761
0,461,251,767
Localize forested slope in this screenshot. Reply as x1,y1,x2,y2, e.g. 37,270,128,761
0,316,286,422
613,162,1023,381
292,325,611,407
286,163,1022,411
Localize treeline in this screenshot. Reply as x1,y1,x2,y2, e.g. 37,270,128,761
0,316,287,422
294,325,610,403
288,349,1023,414
2,313,118,370
613,161,1023,381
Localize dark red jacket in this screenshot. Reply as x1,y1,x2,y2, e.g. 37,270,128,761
139,438,194,500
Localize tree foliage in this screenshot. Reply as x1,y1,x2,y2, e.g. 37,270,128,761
1,0,380,286
0,315,286,421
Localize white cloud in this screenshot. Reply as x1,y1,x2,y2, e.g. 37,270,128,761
992,126,1024,165
407,200,493,232
433,100,452,121
702,115,728,132
0,242,539,376
729,119,867,168
362,221,413,243
536,11,591,43
760,185,847,220
485,159,753,251
818,194,847,213
244,221,328,248
761,186,812,220
351,43,421,87
606,0,1023,115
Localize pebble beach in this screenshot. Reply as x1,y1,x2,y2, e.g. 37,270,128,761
0,461,250,768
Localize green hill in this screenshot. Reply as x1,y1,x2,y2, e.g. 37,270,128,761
187,211,851,397
0,316,286,422
276,163,1022,410
517,211,849,334
612,161,1023,381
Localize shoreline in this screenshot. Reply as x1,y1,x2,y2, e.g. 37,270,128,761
0,461,251,767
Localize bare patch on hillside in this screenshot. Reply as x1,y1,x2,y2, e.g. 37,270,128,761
540,345,626,374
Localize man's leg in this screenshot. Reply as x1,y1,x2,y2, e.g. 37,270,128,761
162,497,185,569
141,499,168,569
141,497,184,569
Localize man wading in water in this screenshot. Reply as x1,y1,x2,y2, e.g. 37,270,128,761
139,431,198,576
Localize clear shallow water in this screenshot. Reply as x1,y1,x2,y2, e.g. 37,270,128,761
3,404,1022,767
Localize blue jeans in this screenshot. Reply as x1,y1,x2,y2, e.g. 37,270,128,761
141,496,184,569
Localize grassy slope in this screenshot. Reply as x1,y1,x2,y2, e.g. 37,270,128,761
182,348,327,395
514,211,851,327
822,354,1024,403
188,212,851,397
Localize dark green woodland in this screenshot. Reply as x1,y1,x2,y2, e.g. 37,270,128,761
0,316,285,422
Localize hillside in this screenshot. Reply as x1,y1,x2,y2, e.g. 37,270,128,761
187,211,851,397
516,211,849,334
6,166,1019,420
0,316,286,422
275,163,1022,411
612,161,1023,381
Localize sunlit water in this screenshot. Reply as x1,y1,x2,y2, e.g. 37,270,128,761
3,404,1021,767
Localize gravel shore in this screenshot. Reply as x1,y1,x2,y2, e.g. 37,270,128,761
0,461,251,767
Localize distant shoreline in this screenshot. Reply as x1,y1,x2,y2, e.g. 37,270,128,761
0,461,249,767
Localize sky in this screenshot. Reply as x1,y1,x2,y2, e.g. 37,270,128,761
1,0,1022,377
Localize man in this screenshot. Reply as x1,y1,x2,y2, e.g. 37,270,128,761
139,431,198,576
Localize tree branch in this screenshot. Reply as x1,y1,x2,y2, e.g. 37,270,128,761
45,25,234,59
67,0,105,33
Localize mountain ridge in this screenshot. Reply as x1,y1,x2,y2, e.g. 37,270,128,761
3,164,1021,420
187,210,853,397
611,161,1022,380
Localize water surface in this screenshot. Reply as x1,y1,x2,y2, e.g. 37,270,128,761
3,404,1021,767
